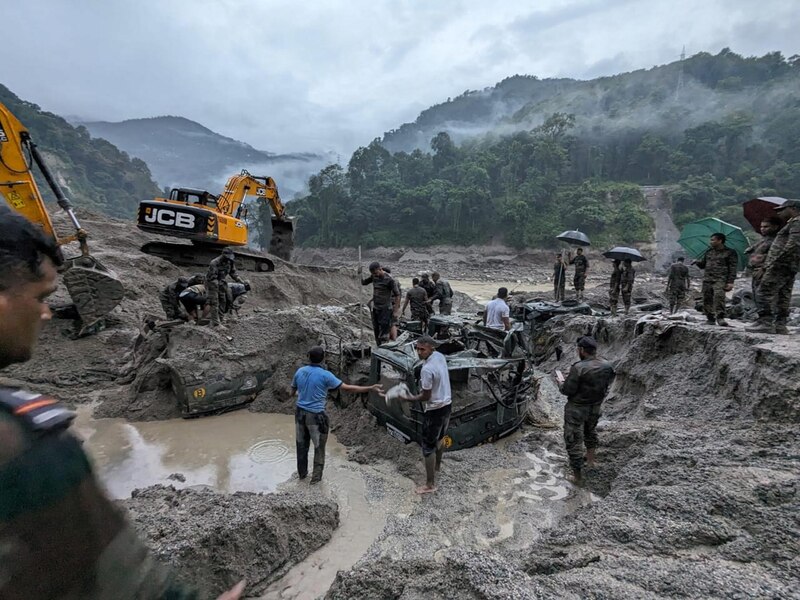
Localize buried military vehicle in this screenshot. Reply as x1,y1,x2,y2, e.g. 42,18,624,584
366,340,532,451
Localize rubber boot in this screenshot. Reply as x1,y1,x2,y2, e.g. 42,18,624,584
747,317,775,334
585,448,596,467
624,305,630,315
610,303,618,316
705,315,716,325
716,318,730,327
775,324,789,335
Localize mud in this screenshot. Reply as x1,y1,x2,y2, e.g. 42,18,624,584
327,314,800,599
7,210,800,599
124,485,339,598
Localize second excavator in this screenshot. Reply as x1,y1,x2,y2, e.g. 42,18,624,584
137,170,294,271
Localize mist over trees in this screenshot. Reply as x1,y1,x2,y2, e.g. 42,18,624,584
292,49,800,248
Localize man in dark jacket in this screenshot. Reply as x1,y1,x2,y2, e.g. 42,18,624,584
666,257,690,314
557,336,616,483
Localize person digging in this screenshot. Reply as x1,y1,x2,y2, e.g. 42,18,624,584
399,335,452,494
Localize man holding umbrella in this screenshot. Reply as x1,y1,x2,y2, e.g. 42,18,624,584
748,200,800,334
695,233,738,326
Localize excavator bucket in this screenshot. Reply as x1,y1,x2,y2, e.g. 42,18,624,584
269,217,294,261
61,255,125,336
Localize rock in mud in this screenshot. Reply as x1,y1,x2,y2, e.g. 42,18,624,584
124,485,339,598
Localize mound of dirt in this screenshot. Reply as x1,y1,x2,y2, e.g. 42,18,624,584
124,485,339,598
1,211,367,415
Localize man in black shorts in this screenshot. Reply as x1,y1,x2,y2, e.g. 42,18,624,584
400,335,452,494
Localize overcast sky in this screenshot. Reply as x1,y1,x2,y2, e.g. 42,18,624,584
6,0,799,156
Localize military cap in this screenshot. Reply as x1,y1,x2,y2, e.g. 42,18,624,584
775,199,800,211
222,247,235,256
577,335,598,350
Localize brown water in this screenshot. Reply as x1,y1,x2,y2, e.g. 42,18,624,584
75,407,414,600
74,408,304,498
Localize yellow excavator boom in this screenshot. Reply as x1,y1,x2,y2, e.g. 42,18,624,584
137,169,294,267
0,101,124,335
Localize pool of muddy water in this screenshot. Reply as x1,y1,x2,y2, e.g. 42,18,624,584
75,408,308,498
74,407,415,600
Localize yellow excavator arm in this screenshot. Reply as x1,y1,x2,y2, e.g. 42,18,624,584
217,171,287,220
0,101,124,335
138,169,293,267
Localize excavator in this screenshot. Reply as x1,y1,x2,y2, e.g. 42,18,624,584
0,101,124,336
136,170,294,271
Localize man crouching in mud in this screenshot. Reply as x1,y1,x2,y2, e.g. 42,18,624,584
0,207,245,599
292,346,383,483
556,336,616,483
400,335,452,494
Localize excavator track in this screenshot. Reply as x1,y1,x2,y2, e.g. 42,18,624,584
141,241,275,272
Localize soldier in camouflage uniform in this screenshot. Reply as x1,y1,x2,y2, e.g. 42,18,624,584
666,257,690,313
748,200,800,335
695,233,738,326
620,259,636,314
159,275,190,320
429,271,454,315
558,336,616,483
569,248,589,300
746,216,782,309
0,208,246,599
207,247,244,328
609,260,621,315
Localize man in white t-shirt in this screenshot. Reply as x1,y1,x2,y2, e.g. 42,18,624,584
400,335,452,494
484,287,511,331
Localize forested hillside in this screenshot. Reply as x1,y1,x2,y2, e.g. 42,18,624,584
292,50,800,248
0,85,161,218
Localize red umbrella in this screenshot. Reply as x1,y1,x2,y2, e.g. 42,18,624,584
743,197,786,231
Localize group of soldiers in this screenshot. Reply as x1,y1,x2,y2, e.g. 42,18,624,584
552,247,589,301
159,247,251,329
361,262,454,344
553,248,637,315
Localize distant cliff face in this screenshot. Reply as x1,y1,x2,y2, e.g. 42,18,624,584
0,84,161,218
79,116,329,199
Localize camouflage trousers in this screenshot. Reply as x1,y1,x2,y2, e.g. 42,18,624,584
158,289,182,320
295,408,329,479
554,277,566,301
668,289,687,311
563,402,602,471
574,273,586,291
207,280,228,325
438,299,453,315
702,279,727,319
756,265,796,325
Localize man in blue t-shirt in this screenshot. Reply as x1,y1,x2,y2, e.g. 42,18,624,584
292,346,383,483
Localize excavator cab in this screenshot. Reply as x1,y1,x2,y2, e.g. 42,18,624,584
0,101,124,336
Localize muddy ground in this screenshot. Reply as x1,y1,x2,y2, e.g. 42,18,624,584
124,485,339,598
4,211,800,599
327,316,800,599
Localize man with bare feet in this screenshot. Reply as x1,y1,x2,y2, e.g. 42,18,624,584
557,336,616,483
400,335,452,494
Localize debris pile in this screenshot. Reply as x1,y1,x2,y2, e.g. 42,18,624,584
124,485,339,598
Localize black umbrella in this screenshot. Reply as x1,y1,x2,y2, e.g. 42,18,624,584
556,230,591,246
602,246,645,262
